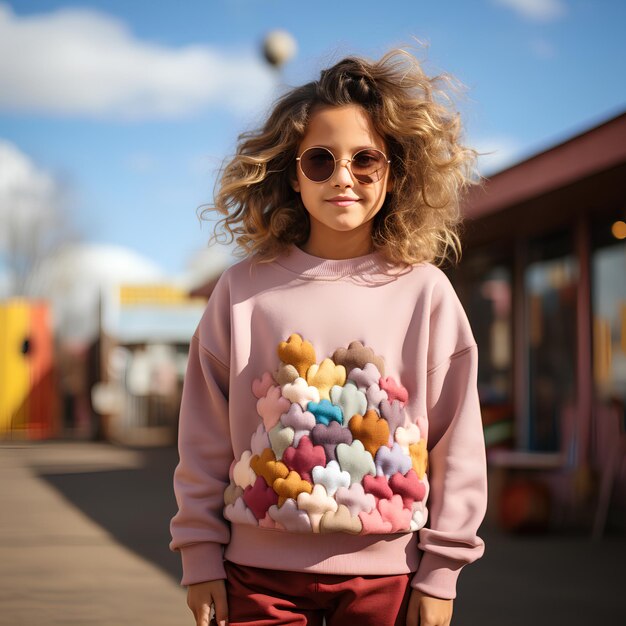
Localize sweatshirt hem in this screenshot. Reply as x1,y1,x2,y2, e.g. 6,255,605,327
224,524,421,576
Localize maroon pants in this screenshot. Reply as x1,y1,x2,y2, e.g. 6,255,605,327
224,560,412,626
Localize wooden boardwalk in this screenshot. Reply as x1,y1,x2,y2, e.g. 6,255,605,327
1,440,624,625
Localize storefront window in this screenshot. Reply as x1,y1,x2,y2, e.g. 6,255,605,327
590,213,626,496
591,218,626,404
450,248,514,449
525,231,578,452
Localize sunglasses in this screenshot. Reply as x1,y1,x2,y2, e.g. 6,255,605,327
296,146,391,184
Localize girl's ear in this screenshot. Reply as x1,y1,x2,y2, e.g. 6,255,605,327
385,173,394,194
290,177,301,193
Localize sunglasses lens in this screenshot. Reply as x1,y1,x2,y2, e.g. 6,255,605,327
299,147,388,183
300,147,335,182
351,150,387,183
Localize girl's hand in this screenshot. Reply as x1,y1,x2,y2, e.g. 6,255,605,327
186,579,228,626
406,588,453,626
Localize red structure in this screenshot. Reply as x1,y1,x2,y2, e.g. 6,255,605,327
0,299,60,440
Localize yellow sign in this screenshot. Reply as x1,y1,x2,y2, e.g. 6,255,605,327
0,299,30,434
119,284,205,306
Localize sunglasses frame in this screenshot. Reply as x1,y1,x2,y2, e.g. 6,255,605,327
295,145,391,184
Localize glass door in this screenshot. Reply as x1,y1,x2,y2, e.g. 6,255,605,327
449,245,514,449
590,215,626,473
525,231,578,451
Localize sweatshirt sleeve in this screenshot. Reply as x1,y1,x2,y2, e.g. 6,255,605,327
410,272,488,600
169,275,233,586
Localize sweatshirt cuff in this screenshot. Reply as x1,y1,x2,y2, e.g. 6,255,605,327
410,553,464,600
179,542,226,586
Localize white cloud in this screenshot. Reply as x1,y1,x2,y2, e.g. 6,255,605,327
492,0,567,22
180,244,236,291
33,243,165,342
0,139,78,296
0,139,62,249
472,135,524,176
0,3,277,120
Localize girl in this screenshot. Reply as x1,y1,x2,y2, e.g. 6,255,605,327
169,47,488,626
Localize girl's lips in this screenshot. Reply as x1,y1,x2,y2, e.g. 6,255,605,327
326,199,360,206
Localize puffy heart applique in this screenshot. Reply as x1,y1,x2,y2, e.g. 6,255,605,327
282,436,326,483
273,363,299,386
224,483,244,506
225,497,257,525
259,512,280,530
233,450,256,489
268,498,312,532
379,398,406,437
348,410,390,457
310,422,353,461
378,494,412,532
306,359,346,400
282,377,320,409
375,442,412,478
335,483,376,516
410,503,427,531
358,508,393,533
297,484,338,532
395,424,421,453
311,460,351,496
243,476,279,519
273,470,313,505
251,424,271,455
389,469,426,508
250,448,288,486
278,334,317,378
307,399,343,427
336,440,376,484
252,371,275,399
281,403,316,432
409,440,428,479
320,504,363,534
332,341,386,378
268,423,295,460
257,385,291,431
365,383,388,411
363,474,393,500
223,333,429,535
329,382,367,425
379,376,409,404
347,362,382,390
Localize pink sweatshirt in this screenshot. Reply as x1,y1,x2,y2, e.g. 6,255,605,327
169,243,487,600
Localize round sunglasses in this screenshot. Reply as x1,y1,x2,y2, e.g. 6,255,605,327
296,146,391,184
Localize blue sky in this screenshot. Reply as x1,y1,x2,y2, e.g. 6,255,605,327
1,0,625,277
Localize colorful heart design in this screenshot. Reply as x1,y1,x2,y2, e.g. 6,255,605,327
223,333,429,535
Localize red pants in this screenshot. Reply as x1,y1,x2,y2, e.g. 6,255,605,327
224,560,412,626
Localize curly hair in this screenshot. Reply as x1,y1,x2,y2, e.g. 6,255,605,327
200,44,483,269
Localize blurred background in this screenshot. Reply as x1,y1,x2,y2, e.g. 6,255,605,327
1,0,625,624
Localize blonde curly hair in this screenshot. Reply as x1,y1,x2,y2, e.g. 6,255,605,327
201,45,483,268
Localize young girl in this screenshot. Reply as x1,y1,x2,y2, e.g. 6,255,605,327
169,47,488,626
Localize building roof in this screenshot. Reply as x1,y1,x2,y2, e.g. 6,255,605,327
463,110,626,220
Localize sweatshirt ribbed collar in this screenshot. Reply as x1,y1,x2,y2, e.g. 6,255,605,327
273,243,394,279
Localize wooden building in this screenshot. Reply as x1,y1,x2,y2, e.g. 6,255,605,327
449,110,626,534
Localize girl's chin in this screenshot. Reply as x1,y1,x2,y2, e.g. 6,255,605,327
323,220,365,232
306,208,379,233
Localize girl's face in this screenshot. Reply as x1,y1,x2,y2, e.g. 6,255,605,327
291,104,393,248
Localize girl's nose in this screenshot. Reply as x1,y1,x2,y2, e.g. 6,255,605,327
331,159,355,187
